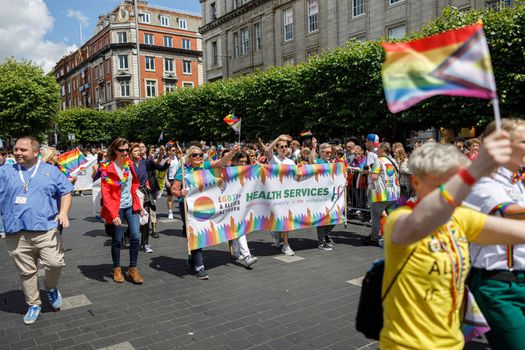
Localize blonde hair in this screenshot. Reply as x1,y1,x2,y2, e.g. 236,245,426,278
408,143,469,178
481,118,525,141
40,146,58,163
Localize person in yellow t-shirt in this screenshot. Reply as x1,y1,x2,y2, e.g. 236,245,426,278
380,130,525,350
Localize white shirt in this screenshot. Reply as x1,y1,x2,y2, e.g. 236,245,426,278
366,149,378,189
167,156,180,180
270,154,295,166
465,167,525,270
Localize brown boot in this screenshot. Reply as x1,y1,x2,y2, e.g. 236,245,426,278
127,267,144,284
113,267,124,283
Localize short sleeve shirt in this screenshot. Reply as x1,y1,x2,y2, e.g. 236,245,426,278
0,161,74,234
380,206,487,350
371,157,400,202
270,155,295,166
175,161,212,203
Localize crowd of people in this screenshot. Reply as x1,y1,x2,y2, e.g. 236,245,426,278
1,124,525,350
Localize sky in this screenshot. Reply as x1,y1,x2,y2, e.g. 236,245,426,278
0,0,201,72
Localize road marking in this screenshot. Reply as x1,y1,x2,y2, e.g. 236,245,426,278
274,255,305,263
98,342,135,350
346,276,364,287
356,341,378,349
61,294,92,310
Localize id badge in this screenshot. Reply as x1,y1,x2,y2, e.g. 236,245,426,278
15,196,27,205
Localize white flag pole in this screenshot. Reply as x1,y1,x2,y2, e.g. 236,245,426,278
492,98,502,131
237,119,241,145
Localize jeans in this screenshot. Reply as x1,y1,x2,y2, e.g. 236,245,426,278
317,225,335,242
111,207,140,268
179,201,203,269
370,201,395,241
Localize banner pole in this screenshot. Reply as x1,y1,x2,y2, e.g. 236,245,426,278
344,165,348,229
238,120,241,145
492,98,502,131
181,155,192,257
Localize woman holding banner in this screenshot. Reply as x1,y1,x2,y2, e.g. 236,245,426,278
171,144,240,280
379,130,525,350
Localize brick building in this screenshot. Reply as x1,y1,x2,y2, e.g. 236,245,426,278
54,0,203,111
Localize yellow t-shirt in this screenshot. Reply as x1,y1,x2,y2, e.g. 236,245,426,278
379,206,487,350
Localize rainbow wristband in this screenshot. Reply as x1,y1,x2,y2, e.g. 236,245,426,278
439,185,460,208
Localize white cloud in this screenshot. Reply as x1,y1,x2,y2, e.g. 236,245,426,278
0,0,78,73
66,9,89,26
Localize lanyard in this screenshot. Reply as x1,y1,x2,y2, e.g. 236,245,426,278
17,159,41,193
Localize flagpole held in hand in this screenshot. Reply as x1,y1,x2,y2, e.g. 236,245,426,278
181,154,192,256
492,98,502,131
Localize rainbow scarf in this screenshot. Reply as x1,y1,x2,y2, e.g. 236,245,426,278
57,148,88,176
381,22,497,113
223,114,241,133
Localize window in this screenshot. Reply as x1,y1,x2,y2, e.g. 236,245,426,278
306,49,318,58
487,0,512,10
95,67,99,80
165,82,176,92
241,27,249,55
139,12,150,23
105,37,108,46
118,55,128,70
389,0,404,4
353,0,365,17
210,3,217,20
145,80,157,97
99,62,104,77
183,60,192,74
212,41,218,66
164,36,173,47
106,59,110,74
160,15,169,26
106,81,111,100
145,56,155,71
254,22,261,51
233,32,240,58
178,18,187,29
182,39,191,50
164,58,174,72
283,57,294,65
120,81,130,97
283,7,294,41
387,24,406,39
144,33,154,45
183,82,194,88
307,0,318,33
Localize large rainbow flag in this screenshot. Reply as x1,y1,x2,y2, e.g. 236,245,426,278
57,148,88,176
381,22,497,113
223,114,241,133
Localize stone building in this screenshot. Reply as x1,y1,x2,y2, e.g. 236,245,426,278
199,0,513,82
54,0,202,111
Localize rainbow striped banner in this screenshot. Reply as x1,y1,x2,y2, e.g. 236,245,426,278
184,163,346,250
381,22,497,113
57,148,88,176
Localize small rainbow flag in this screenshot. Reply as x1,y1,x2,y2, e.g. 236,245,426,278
381,22,497,113
223,114,241,133
209,149,218,161
57,148,88,176
300,130,313,138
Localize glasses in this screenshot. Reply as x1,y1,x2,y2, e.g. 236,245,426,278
278,145,287,149
117,148,129,153
191,153,204,158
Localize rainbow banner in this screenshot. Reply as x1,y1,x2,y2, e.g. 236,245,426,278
57,148,88,176
223,114,241,133
184,163,346,250
381,22,497,113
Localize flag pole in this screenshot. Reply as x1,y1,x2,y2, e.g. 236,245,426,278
181,154,192,257
237,120,241,145
492,98,502,131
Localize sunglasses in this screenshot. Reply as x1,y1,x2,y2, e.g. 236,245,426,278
117,148,129,153
278,145,287,149
191,153,204,158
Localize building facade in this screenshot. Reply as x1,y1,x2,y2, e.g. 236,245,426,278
199,0,513,82
54,1,202,111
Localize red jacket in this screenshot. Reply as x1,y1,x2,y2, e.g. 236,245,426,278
100,159,141,223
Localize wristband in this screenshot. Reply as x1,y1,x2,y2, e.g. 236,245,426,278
458,167,476,186
439,185,460,208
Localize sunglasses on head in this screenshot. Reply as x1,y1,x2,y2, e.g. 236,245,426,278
191,153,204,158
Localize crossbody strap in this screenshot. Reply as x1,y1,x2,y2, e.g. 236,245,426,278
381,246,417,302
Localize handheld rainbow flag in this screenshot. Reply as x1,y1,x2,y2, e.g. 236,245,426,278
209,149,218,161
300,130,313,138
381,22,497,114
57,148,88,176
223,114,241,134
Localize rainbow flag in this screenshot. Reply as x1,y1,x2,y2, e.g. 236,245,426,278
223,114,241,133
300,130,313,138
57,148,88,176
381,23,497,113
209,149,218,161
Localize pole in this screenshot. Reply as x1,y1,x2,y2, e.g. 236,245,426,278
133,0,142,103
237,120,241,145
181,155,192,256
492,98,502,131
344,165,348,229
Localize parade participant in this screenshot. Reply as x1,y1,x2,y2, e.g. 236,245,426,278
0,136,73,324
166,145,181,219
362,142,400,246
466,138,480,160
380,130,525,350
345,140,356,163
139,142,165,238
465,119,525,350
452,137,466,153
350,145,367,213
171,144,240,279
260,134,296,256
290,140,301,162
40,146,59,165
309,143,336,250
393,143,411,199
100,138,144,285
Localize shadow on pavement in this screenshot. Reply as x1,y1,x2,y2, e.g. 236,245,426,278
330,230,370,247
0,290,55,314
77,264,114,283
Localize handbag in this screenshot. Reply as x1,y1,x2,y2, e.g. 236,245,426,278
355,247,416,340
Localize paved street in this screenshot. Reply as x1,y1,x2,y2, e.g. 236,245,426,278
0,195,488,350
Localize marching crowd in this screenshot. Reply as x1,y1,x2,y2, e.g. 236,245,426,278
1,123,525,350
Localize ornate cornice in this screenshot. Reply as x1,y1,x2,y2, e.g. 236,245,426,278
199,0,271,34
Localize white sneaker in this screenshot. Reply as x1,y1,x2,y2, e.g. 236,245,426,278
144,244,153,253
0,233,5,239
238,255,258,268
282,245,295,256
271,231,281,247
168,212,174,219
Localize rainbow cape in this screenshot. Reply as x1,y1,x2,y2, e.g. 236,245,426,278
381,22,497,113
57,148,88,176
223,114,241,133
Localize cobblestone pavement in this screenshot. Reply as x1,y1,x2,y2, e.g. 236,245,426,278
0,195,489,350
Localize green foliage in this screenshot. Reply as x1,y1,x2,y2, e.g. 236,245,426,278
56,4,525,144
0,59,60,139
56,108,116,147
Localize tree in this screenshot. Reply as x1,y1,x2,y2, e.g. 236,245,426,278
0,59,60,139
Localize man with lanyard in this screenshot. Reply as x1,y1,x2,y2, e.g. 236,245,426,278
465,119,525,350
166,145,181,219
309,143,336,251
0,136,73,324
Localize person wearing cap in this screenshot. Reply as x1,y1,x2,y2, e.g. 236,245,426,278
465,119,525,350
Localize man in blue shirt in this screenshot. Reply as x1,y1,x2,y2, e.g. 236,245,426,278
0,136,73,324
